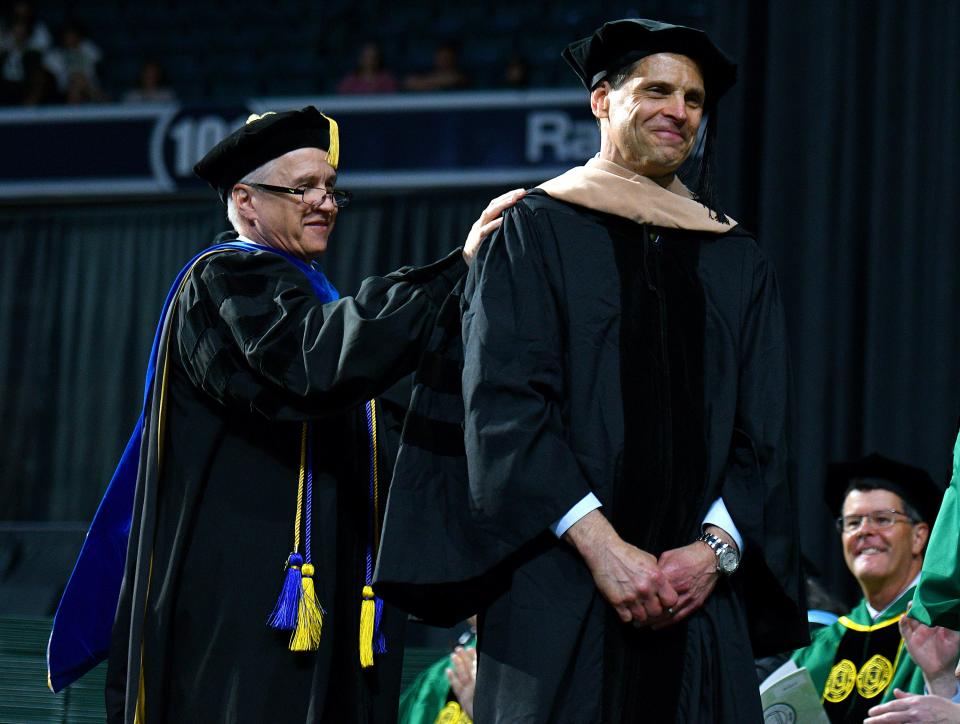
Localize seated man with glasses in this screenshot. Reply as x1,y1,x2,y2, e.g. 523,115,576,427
791,453,951,722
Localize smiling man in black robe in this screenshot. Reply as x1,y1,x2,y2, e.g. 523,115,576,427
376,19,807,723
47,106,521,723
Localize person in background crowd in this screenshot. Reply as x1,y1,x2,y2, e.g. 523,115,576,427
337,40,397,95
0,1,52,56
403,41,469,91
122,58,176,103
0,16,36,102
45,22,103,102
502,53,530,88
63,69,104,103
20,48,59,105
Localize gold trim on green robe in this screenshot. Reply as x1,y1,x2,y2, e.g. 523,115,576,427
792,588,926,716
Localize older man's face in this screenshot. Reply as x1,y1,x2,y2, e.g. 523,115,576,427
594,52,705,181
248,147,339,260
841,488,926,591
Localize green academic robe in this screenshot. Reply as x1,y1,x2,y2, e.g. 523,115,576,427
398,637,476,724
910,431,960,629
792,590,925,723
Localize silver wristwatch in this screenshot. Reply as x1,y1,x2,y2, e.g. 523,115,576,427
697,532,739,575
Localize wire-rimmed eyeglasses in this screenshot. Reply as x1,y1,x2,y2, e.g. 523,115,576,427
248,183,353,208
835,509,917,534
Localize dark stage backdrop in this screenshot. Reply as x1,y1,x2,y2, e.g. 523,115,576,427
711,0,960,600
1,0,959,611
0,190,488,522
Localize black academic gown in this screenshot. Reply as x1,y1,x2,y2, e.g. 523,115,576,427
105,245,465,724
376,191,807,723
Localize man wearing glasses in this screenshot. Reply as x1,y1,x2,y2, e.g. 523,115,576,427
791,453,951,722
48,106,521,723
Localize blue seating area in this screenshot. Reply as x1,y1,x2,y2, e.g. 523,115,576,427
26,0,711,102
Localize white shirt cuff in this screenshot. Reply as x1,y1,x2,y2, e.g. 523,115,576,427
921,681,960,702
702,497,744,553
551,492,602,537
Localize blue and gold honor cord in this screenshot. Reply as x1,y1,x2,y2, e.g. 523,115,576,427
360,399,387,667
268,401,386,666
267,422,324,650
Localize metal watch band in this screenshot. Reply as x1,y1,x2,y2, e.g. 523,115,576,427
696,532,739,575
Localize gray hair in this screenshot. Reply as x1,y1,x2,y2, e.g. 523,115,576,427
225,156,282,232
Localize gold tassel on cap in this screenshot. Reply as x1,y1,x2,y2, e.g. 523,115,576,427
322,113,339,169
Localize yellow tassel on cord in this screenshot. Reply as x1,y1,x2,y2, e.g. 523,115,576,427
290,563,323,651
359,585,376,667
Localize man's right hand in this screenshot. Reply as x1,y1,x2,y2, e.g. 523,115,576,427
564,509,678,626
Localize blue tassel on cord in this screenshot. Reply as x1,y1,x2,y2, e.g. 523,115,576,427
267,552,303,631
373,595,387,654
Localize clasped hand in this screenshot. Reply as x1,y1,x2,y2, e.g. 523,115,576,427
591,537,679,626
567,511,719,629
653,542,721,629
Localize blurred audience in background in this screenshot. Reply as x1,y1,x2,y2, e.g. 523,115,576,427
0,1,52,56
0,1,53,104
337,40,397,95
1,7,107,106
20,48,59,105
0,2,713,105
45,22,103,100
501,53,530,89
403,41,469,92
0,17,33,103
63,68,104,103
123,59,176,103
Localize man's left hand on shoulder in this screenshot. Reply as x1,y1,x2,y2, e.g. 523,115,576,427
652,526,737,630
462,189,525,265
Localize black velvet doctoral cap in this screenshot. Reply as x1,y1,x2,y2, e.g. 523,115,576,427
193,106,340,202
826,452,943,524
562,18,737,104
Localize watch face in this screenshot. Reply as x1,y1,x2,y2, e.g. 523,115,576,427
719,549,739,574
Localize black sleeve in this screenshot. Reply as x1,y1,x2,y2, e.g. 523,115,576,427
720,246,808,655
176,248,466,419
461,202,593,557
